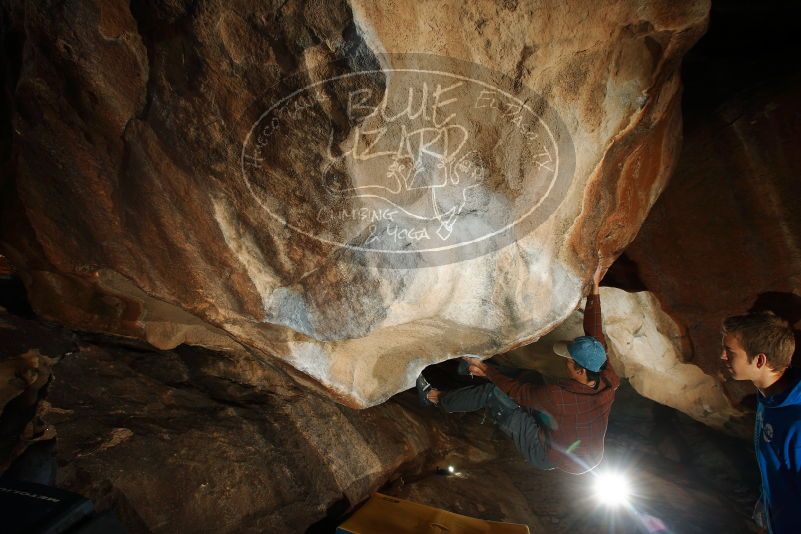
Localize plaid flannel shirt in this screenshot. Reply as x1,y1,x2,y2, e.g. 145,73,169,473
484,292,620,474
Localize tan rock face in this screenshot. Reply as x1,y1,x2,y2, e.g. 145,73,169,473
601,289,743,433
0,0,709,406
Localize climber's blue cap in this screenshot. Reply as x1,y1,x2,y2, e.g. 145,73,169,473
553,336,607,372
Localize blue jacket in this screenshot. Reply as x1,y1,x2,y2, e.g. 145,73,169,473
756,367,801,533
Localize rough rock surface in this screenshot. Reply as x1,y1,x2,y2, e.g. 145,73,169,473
48,345,436,532
624,75,801,405
500,287,745,434
0,0,709,406
0,306,759,533
0,305,439,531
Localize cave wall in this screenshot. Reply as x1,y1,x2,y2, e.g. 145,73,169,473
626,78,801,404
623,0,801,406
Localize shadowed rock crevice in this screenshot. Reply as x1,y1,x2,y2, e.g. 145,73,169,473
603,253,648,293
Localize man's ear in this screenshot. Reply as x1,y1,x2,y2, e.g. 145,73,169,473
755,353,768,369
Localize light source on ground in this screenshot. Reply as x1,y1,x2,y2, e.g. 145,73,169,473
593,472,631,507
447,465,455,473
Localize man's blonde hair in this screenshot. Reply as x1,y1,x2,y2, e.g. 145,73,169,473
722,311,796,372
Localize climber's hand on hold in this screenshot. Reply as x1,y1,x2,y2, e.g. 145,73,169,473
463,357,488,377
592,262,605,294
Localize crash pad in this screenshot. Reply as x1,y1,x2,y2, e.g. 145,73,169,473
336,493,531,533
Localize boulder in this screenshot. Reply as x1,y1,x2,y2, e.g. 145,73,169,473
0,0,709,406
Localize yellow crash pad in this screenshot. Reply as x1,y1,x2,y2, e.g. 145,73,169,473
337,493,531,534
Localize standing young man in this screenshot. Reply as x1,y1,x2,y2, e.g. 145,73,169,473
418,266,620,474
721,312,799,533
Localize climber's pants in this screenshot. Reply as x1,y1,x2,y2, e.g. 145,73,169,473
439,383,553,470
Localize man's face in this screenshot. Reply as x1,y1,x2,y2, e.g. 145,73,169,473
565,358,583,381
721,332,757,380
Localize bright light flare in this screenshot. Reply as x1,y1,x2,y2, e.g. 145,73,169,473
593,472,632,507
447,465,455,473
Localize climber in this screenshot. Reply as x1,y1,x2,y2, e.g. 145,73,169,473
416,264,619,474
720,312,799,533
